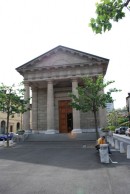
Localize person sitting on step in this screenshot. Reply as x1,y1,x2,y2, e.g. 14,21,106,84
95,136,112,155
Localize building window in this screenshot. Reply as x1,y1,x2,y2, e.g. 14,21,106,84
1,120,6,134
16,122,20,131
10,125,13,132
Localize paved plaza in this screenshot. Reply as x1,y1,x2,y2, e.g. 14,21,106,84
0,141,130,194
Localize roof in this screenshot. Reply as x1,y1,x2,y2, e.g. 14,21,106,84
16,45,109,72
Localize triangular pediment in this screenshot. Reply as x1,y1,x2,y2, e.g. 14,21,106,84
16,45,109,71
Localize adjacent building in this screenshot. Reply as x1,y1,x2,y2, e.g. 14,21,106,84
16,46,109,134
0,112,21,134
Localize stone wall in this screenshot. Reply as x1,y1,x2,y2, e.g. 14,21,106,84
37,88,47,131
80,111,99,130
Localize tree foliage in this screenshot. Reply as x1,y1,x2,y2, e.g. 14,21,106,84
107,109,128,128
0,83,30,147
69,75,120,138
89,0,130,34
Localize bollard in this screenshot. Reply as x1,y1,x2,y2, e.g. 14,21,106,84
127,145,130,159
9,139,13,145
2,139,5,146
106,136,110,143
0,141,3,146
110,137,115,147
115,139,119,150
111,139,115,147
99,144,109,163
120,142,125,153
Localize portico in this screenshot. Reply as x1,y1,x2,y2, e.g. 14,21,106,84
16,45,109,134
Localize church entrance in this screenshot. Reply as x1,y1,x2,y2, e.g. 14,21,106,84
59,100,73,133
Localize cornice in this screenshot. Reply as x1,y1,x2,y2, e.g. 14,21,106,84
16,45,109,72
18,61,107,74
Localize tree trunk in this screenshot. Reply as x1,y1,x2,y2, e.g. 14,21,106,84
93,110,99,139
6,110,10,147
21,113,22,130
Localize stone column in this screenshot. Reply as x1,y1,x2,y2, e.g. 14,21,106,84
45,80,55,134
23,82,30,133
32,87,38,133
71,79,82,133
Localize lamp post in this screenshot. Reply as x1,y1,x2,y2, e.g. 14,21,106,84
126,93,130,128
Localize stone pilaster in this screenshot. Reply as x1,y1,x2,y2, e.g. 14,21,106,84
32,87,38,133
23,82,30,133
45,80,55,134
71,79,82,133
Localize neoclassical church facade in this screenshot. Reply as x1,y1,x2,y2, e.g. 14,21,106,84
16,46,109,134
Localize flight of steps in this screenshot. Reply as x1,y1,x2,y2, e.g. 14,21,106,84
24,132,96,142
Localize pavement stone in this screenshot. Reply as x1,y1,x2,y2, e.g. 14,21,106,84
0,141,130,194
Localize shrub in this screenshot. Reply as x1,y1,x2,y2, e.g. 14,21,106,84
107,126,115,131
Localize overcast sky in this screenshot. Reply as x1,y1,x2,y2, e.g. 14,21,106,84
0,0,130,109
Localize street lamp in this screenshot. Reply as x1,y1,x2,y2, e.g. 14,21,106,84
126,93,130,127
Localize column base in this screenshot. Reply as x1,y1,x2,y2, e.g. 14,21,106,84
38,130,45,134
32,130,39,134
45,129,56,134
71,129,82,133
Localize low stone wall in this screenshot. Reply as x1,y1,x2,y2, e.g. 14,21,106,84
107,134,130,159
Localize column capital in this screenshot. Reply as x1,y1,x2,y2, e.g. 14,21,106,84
47,80,54,84
23,81,30,86
31,86,38,91
71,78,78,82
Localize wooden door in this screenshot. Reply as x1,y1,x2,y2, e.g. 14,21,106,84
59,100,72,133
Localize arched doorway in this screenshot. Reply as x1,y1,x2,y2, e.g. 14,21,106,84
10,125,13,132
16,122,20,131
1,120,6,134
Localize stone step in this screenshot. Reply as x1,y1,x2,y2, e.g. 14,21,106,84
24,132,96,142
16,141,95,149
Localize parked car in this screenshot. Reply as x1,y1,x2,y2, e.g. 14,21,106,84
125,128,130,137
115,126,128,134
0,133,13,141
17,130,25,135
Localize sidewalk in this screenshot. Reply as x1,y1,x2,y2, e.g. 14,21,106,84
0,141,130,194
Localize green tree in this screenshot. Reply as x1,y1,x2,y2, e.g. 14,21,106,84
0,83,30,147
107,110,119,127
69,75,120,138
89,0,130,34
107,108,129,128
